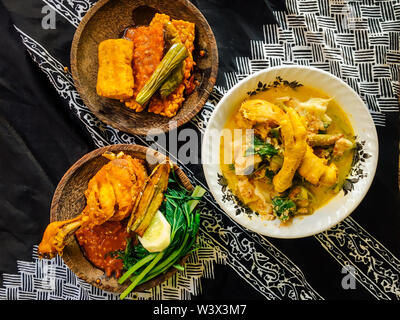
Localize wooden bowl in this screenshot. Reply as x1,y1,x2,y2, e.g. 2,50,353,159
71,0,218,136
50,144,193,294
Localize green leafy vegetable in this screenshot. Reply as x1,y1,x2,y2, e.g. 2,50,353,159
120,252,164,300
247,76,303,96
117,252,156,285
269,155,283,172
271,196,297,222
246,136,278,159
118,172,205,299
119,238,149,270
265,169,275,180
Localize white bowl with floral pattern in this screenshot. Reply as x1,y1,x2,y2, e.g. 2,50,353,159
202,66,378,238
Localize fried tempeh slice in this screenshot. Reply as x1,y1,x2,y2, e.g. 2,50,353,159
148,18,196,117
171,19,196,90
96,39,134,100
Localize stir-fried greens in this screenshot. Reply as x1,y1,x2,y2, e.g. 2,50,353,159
116,171,205,299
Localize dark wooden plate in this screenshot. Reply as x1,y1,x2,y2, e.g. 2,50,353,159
71,0,218,136
50,144,193,294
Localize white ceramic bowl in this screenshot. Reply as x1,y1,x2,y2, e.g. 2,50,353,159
202,66,378,238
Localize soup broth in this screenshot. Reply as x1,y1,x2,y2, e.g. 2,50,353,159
220,83,355,223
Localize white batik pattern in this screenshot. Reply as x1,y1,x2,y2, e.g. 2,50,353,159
1,0,399,301
193,0,400,300
1,21,323,300
224,0,400,127
42,0,95,27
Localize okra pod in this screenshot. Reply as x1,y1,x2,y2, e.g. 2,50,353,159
136,43,188,105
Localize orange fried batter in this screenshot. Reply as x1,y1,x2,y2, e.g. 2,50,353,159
37,217,82,259
150,13,171,28
171,19,196,90
81,156,147,226
96,39,134,100
38,153,148,259
148,83,186,117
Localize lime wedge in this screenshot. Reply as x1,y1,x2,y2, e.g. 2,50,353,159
138,210,171,252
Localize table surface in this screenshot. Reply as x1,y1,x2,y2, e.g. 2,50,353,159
0,0,399,301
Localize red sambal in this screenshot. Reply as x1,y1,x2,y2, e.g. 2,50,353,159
75,220,130,278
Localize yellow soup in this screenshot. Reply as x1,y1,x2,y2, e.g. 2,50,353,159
220,81,355,223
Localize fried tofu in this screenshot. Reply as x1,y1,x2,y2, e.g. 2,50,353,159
96,39,134,100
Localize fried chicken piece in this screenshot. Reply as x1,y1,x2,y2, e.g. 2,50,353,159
37,217,82,259
80,155,147,227
38,152,148,259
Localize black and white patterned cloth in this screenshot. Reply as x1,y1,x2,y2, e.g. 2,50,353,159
0,0,399,300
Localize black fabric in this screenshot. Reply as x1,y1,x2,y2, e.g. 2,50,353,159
0,0,399,300
0,0,93,282
191,0,281,84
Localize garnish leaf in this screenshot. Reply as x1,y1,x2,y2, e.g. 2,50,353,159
246,136,278,159
272,196,297,222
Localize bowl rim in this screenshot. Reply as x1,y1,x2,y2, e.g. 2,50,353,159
201,65,379,239
70,0,219,136
50,144,193,293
